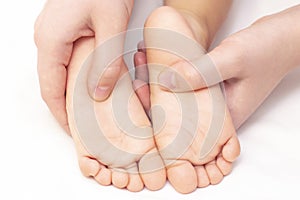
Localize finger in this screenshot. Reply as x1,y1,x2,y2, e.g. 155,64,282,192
133,52,150,113
35,6,93,133
133,80,151,114
137,41,146,54
134,52,149,83
88,4,133,101
36,38,73,133
158,48,239,92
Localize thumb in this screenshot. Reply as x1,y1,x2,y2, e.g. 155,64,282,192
158,47,236,92
87,3,132,101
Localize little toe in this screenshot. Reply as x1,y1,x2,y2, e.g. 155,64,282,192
78,156,101,177
167,160,197,194
112,170,129,189
222,136,241,162
216,155,233,176
127,173,144,192
205,161,223,185
94,166,112,186
195,166,210,188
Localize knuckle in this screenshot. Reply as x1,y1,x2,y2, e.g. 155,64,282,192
101,66,121,80
34,12,45,46
34,24,41,46
34,30,41,47
182,62,198,80
40,89,49,102
220,36,247,73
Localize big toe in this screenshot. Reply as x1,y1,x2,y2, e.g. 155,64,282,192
139,150,166,191
167,160,197,194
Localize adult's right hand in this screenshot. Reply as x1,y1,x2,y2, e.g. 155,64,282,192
34,0,134,133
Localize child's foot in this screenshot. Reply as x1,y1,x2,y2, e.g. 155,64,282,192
144,6,240,193
66,37,166,192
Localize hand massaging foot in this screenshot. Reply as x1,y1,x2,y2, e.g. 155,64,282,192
65,6,240,194
66,37,166,192
144,6,241,193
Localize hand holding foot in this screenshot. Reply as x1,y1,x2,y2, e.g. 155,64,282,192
142,6,240,193
157,5,300,128
66,37,166,192
34,0,134,133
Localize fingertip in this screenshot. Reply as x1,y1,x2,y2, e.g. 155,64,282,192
137,41,146,53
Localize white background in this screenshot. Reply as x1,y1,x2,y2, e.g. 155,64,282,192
0,0,300,199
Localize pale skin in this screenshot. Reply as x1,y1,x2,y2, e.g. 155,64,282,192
142,6,240,193
34,0,232,134
34,0,135,133
157,5,300,128
35,0,300,194
66,38,166,192
64,1,240,194
133,3,300,192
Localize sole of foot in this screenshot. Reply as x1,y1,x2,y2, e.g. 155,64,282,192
144,6,240,194
66,37,166,192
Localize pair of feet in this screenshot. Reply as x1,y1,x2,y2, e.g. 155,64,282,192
66,7,240,194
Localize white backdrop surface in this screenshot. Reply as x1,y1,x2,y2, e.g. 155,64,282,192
0,1,299,200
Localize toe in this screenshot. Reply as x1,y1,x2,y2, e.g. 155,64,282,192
94,166,112,186
167,160,197,194
195,166,210,188
78,157,100,177
205,161,223,185
216,155,232,176
141,169,166,191
139,150,166,191
112,170,129,189
127,173,144,192
222,136,241,162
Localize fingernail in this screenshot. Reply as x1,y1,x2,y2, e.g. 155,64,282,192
94,86,110,101
158,70,177,90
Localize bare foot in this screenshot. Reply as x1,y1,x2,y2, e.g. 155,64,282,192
143,6,240,193
66,37,166,192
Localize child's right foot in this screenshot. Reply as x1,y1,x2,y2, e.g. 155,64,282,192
144,6,240,194
66,37,166,192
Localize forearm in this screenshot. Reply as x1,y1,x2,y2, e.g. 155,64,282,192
164,0,232,44
251,5,300,71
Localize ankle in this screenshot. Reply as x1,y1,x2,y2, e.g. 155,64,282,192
175,9,211,50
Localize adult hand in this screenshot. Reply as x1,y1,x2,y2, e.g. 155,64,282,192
158,5,300,128
133,42,150,114
34,0,134,133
